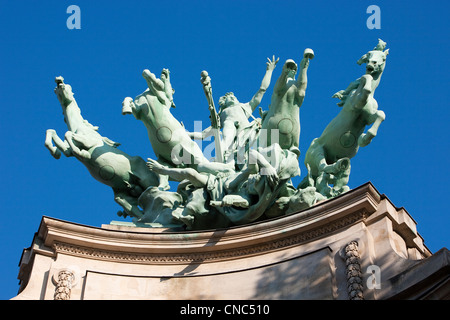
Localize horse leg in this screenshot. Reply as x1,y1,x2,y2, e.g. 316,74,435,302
316,172,333,198
114,190,144,219
298,139,327,189
307,139,333,178
354,74,373,110
45,129,71,159
329,158,351,196
44,129,61,159
65,131,91,159
358,110,385,147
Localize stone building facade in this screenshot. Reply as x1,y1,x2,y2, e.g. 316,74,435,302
14,183,449,300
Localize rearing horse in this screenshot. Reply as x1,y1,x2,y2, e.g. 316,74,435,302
45,77,159,219
300,39,389,197
122,68,234,185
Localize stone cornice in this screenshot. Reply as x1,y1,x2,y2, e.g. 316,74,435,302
52,209,367,264
36,183,381,264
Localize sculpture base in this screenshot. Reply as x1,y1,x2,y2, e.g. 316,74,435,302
13,183,449,300
108,220,185,230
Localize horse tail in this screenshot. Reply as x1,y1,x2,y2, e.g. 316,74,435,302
102,136,121,148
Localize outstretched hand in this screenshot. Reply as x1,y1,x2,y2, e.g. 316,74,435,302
332,90,345,99
300,57,310,69
261,166,279,189
266,55,280,71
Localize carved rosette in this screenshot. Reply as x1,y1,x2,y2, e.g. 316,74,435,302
53,270,75,300
344,241,364,300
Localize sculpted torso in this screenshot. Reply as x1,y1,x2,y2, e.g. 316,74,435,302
260,53,312,150
324,94,379,162
133,89,207,166
86,145,143,188
219,102,252,129
262,82,302,149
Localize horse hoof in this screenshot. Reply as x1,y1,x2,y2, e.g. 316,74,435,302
358,133,373,147
52,149,62,159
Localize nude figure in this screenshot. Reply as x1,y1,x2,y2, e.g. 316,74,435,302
259,49,314,150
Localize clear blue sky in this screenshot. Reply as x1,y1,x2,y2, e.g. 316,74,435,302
0,0,448,299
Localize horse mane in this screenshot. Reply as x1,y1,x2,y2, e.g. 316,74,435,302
83,119,99,131
82,119,121,147
102,136,121,148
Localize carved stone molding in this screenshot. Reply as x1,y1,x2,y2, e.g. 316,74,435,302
14,183,444,300
52,210,366,265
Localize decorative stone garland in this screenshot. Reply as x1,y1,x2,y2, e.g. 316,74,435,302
344,241,364,300
53,270,75,300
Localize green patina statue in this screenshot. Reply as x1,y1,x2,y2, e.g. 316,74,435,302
45,77,159,219
187,56,279,163
45,41,387,230
122,68,234,187
299,39,388,198
258,48,314,151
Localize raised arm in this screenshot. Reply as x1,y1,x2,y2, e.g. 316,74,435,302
249,56,279,111
273,59,292,95
295,49,314,103
248,149,279,188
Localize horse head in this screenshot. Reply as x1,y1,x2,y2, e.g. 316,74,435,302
54,76,86,132
54,76,75,107
357,39,389,79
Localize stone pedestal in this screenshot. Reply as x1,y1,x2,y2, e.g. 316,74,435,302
13,182,449,300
